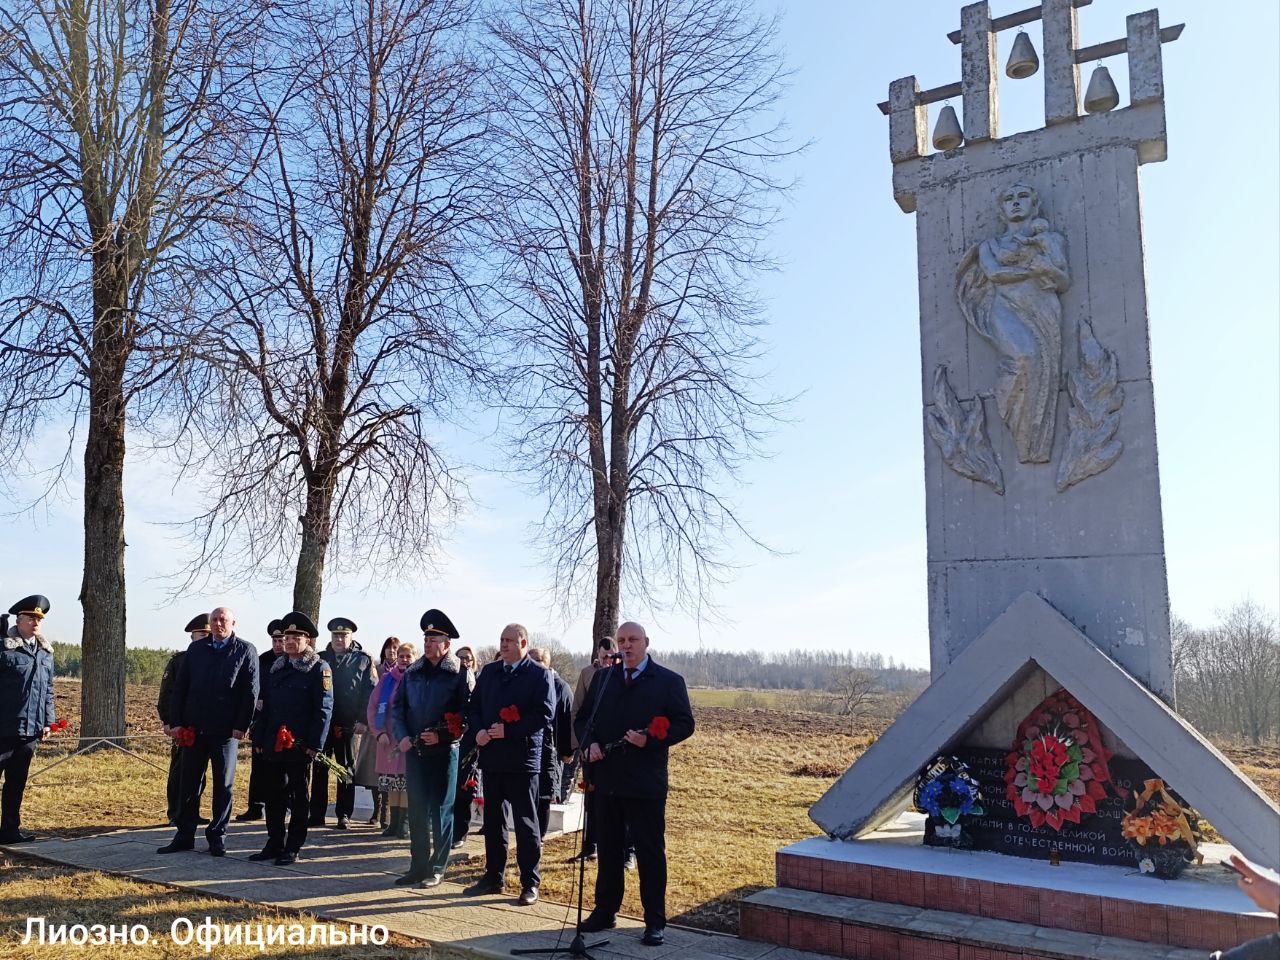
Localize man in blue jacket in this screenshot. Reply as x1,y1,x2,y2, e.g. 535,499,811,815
158,606,259,857
576,621,694,946
0,595,56,844
464,623,554,906
390,608,471,888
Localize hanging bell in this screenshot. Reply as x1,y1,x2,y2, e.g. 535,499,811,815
932,104,963,151
1083,64,1120,114
1004,30,1039,79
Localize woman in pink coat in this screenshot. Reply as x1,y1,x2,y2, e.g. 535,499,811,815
367,641,415,838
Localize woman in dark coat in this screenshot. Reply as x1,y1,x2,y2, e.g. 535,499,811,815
250,612,333,865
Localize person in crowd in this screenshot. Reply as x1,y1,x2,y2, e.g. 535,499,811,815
158,606,259,857
570,637,630,864
249,612,333,865
364,636,400,828
236,619,284,823
527,647,573,839
0,595,56,844
1212,855,1280,959
367,640,415,839
576,622,694,946
451,646,479,847
159,614,212,827
309,617,374,829
464,623,554,906
390,610,470,888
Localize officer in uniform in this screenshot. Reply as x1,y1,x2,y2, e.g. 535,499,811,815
250,612,333,865
158,614,212,825
236,619,285,822
390,609,471,887
0,595,55,844
309,616,374,828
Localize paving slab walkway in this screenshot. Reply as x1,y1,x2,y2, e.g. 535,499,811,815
6,824,824,960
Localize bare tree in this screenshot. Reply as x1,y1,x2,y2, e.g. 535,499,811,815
173,0,490,618
0,0,267,736
487,0,793,640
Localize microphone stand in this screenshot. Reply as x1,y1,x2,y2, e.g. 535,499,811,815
510,657,619,959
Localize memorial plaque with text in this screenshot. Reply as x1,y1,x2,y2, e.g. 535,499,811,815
925,747,1160,867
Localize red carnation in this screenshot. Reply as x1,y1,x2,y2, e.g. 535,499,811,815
332,726,344,740
499,705,520,724
176,726,197,747
464,778,478,791
647,716,671,741
444,712,464,738
275,725,296,752
50,718,69,732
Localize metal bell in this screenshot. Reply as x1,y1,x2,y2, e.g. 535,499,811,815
932,104,963,151
1083,64,1120,114
1005,30,1039,79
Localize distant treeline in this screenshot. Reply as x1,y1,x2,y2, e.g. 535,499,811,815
657,648,928,694
50,642,174,686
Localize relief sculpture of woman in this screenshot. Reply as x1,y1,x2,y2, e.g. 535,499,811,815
956,183,1070,464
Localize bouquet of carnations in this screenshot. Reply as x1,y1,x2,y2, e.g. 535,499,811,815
415,712,465,756
601,716,670,756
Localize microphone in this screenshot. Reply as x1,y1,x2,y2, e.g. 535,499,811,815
606,652,624,664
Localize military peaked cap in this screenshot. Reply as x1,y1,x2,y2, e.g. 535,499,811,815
326,616,358,634
267,618,284,635
419,608,459,639
9,595,51,619
280,611,319,639
184,613,211,633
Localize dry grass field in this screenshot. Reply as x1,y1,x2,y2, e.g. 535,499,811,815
3,681,1277,950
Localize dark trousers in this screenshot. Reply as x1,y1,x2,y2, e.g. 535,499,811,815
594,794,667,928
0,737,36,835
405,749,458,878
480,769,542,888
537,797,551,840
245,751,267,809
166,740,206,824
453,762,478,844
263,758,312,853
308,732,355,822
176,735,238,841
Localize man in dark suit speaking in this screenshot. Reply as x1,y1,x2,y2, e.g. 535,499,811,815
576,621,694,946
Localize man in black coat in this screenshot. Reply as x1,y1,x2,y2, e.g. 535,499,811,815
576,622,694,946
158,614,213,826
309,617,375,828
236,619,284,822
527,646,572,839
464,623,554,906
158,605,259,857
250,612,332,865
0,595,56,844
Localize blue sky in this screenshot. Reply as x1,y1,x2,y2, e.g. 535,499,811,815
5,0,1277,665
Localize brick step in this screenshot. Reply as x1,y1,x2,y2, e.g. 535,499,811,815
776,844,1274,951
741,886,1209,960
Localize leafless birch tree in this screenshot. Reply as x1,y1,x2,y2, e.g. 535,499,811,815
174,0,490,619
0,0,268,736
487,0,793,640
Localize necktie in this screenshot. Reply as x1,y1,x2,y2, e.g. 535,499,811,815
625,668,636,687
505,664,514,676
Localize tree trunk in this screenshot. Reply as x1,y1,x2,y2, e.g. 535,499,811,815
78,297,130,742
292,477,334,623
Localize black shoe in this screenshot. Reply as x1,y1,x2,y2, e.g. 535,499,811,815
579,913,616,933
0,831,34,844
196,816,211,825
421,874,444,888
157,839,195,854
623,852,637,870
395,872,429,887
335,816,350,830
307,817,326,828
641,927,665,946
517,886,539,906
208,844,226,857
275,851,298,865
248,849,281,862
234,806,264,823
463,877,504,896
569,849,597,862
